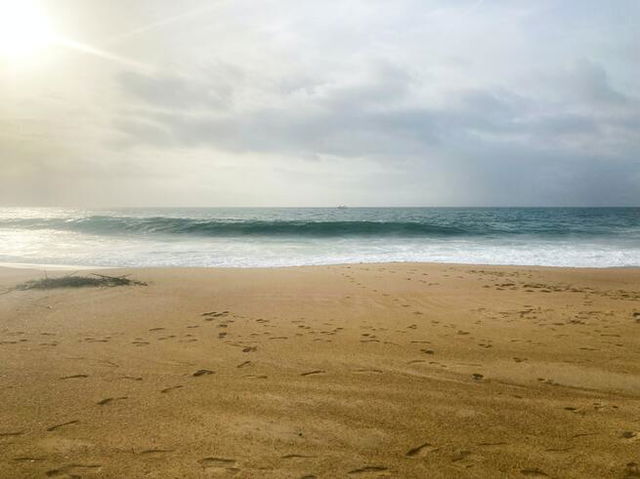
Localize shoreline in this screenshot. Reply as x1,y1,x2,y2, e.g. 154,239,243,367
2,262,639,477
0,262,107,271
2,260,639,272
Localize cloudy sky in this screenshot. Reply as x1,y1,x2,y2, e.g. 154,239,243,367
1,0,638,206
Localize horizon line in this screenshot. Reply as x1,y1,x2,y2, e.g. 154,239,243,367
1,205,639,209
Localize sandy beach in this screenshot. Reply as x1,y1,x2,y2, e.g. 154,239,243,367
1,263,640,478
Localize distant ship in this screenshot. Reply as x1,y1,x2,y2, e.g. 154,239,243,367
337,205,348,209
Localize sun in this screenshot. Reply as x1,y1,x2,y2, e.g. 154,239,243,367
0,0,56,60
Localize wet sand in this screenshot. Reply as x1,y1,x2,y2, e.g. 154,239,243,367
1,263,640,478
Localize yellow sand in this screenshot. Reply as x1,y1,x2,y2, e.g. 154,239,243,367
1,264,639,478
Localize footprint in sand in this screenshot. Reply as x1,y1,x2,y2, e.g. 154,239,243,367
621,431,639,442
347,466,389,475
139,449,174,455
451,450,476,462
520,468,549,477
192,369,215,377
477,442,508,447
97,396,127,406
160,385,183,394
46,420,79,432
563,406,582,414
405,442,438,457
198,457,240,475
202,311,230,321
13,456,46,463
60,374,88,380
46,464,102,477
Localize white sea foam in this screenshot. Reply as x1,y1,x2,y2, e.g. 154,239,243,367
0,228,638,268
1,207,638,268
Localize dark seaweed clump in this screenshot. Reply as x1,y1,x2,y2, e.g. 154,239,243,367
15,273,146,290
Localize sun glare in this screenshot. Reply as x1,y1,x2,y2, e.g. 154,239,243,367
0,0,55,60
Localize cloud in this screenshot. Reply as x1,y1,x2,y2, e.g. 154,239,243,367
115,58,638,163
2,0,639,206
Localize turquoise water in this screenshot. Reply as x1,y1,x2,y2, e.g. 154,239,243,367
0,207,638,267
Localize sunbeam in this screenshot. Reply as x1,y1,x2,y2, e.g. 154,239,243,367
54,37,155,74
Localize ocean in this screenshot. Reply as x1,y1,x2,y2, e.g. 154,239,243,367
0,207,638,268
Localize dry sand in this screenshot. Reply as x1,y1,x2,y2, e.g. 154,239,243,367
1,263,640,478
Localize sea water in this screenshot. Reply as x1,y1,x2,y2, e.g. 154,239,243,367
0,207,638,268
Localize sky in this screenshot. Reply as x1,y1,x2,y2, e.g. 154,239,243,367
0,0,638,207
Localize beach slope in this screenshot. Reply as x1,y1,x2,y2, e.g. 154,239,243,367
1,264,639,478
